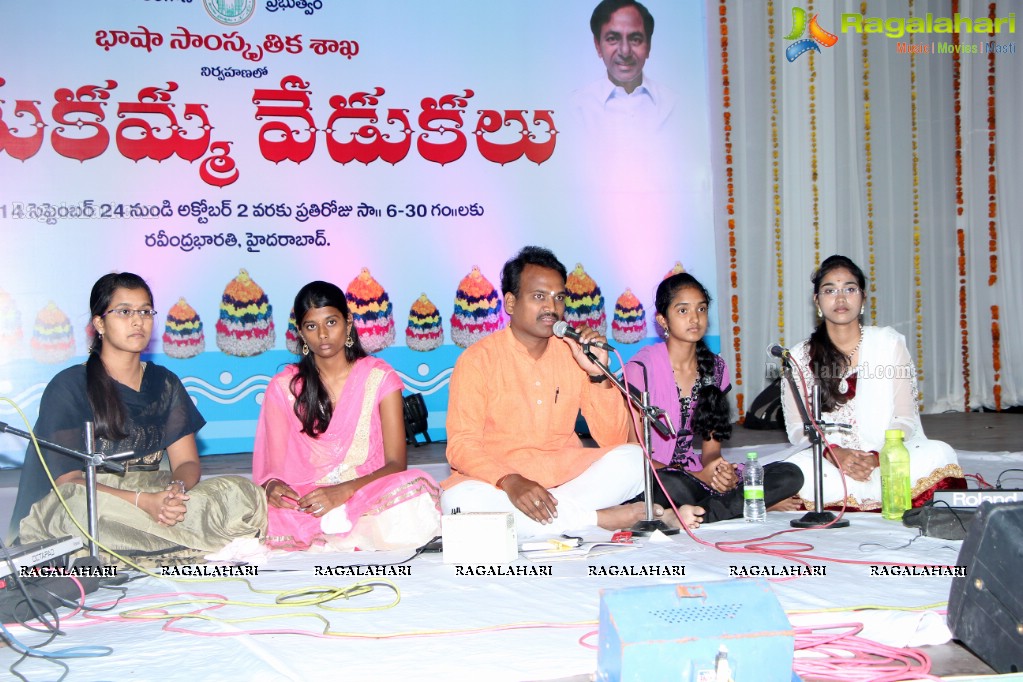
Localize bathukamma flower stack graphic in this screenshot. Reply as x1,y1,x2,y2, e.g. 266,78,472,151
31,302,75,364
216,269,275,356
346,268,395,353
162,298,205,359
564,263,606,335
285,308,301,354
0,289,24,363
405,294,444,351
663,261,686,279
450,266,503,348
611,289,647,344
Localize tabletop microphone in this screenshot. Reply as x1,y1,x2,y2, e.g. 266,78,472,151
768,343,790,359
552,321,614,351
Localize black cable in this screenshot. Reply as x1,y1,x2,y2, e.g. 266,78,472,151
0,537,64,635
0,537,66,682
261,535,442,574
994,468,1023,488
926,500,972,534
0,537,116,680
392,535,443,565
37,580,127,614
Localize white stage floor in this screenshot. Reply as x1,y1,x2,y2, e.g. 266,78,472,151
1,446,1021,681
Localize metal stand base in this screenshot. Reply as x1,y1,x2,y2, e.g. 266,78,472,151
630,518,681,536
790,511,849,529
581,352,683,538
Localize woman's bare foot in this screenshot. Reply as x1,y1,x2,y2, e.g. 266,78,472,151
768,495,805,512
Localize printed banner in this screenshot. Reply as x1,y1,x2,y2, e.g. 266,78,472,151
0,0,716,464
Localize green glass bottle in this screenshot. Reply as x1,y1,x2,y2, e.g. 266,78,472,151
880,429,912,520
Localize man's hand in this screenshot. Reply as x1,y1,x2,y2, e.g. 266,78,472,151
499,474,558,524
561,325,611,379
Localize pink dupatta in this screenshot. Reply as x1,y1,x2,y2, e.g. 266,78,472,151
253,356,408,547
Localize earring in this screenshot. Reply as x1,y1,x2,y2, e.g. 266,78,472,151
860,306,865,315
301,343,309,356
816,307,823,318
344,331,355,349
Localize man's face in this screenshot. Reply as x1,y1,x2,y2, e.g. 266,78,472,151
504,264,567,343
594,6,650,92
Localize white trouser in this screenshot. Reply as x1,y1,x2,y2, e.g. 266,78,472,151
787,437,959,507
440,444,645,539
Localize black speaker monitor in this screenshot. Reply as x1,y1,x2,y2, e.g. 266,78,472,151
947,501,1023,673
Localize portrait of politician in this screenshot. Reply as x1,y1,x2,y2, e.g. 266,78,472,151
573,0,677,134
570,0,681,194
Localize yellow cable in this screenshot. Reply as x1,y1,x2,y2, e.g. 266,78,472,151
2,397,400,616
786,601,947,615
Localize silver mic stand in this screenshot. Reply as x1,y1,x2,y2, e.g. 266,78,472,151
581,351,680,536
1,420,135,558
785,374,850,529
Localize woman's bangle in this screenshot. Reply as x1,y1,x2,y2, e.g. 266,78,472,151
262,478,283,492
135,490,142,507
495,474,512,490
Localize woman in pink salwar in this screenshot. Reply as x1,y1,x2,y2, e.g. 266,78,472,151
253,281,441,550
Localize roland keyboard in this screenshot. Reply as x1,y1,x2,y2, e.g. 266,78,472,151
932,489,1023,509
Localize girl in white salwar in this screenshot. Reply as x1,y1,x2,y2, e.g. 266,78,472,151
781,255,965,511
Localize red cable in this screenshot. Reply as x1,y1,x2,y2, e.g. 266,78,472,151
617,349,962,576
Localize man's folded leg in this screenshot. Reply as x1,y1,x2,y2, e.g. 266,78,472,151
440,444,646,539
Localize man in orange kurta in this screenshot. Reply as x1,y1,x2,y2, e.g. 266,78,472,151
441,246,651,538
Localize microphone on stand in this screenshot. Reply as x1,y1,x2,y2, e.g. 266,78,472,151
553,320,615,351
767,344,790,360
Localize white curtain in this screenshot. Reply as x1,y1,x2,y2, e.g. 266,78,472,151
707,0,1022,416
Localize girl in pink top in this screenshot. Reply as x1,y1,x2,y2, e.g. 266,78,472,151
253,281,440,550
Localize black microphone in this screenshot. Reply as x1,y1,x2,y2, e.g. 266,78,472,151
768,344,789,359
552,320,615,351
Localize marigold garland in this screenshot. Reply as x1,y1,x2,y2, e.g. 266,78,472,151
909,0,923,405
769,0,783,344
987,3,999,410
987,2,998,288
809,0,820,264
952,0,969,410
720,0,743,417
991,306,1001,411
861,1,876,322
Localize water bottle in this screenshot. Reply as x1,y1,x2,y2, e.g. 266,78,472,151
743,452,766,522
880,429,912,520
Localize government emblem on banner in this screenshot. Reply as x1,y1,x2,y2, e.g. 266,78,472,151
203,0,256,26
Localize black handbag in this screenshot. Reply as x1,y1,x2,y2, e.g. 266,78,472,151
744,378,785,430
402,392,432,446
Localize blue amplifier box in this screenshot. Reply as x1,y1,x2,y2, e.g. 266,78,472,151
597,579,795,681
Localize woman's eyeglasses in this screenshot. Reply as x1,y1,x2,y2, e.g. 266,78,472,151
819,287,861,297
103,308,158,319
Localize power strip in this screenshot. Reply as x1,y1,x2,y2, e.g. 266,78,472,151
932,489,1023,509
